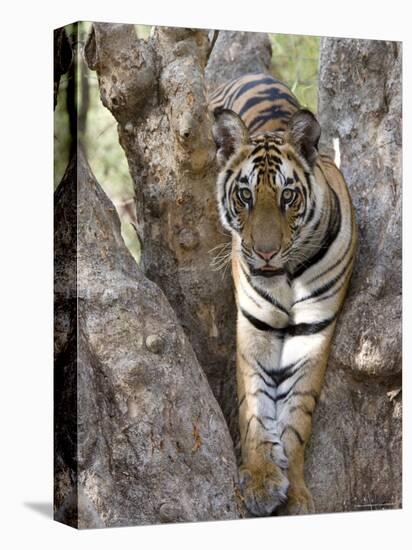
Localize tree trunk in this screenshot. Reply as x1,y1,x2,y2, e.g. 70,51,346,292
305,38,402,512
84,23,241,436
84,24,275,457
54,149,241,528
205,30,272,90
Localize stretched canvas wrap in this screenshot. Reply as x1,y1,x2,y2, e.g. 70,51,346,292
54,22,402,529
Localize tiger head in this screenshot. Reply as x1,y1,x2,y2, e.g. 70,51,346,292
213,108,321,278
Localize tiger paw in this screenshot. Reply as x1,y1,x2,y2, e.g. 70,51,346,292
284,483,315,515
239,461,289,516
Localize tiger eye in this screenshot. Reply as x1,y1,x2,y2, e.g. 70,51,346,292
238,188,252,202
282,188,295,204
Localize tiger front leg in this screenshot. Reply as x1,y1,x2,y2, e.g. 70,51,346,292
276,332,333,515
237,348,289,516
277,404,315,515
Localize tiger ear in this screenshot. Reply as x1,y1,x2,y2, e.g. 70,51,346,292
286,109,321,167
212,108,250,166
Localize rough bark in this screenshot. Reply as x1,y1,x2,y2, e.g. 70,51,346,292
54,150,241,528
84,24,237,426
205,30,272,90
305,38,402,512
54,27,73,109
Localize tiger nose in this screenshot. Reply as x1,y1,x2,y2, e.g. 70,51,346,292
253,246,280,261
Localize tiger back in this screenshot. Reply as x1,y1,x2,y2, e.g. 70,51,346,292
209,73,300,134
211,73,357,516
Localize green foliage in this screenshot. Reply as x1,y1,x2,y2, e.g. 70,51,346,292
54,83,70,189
135,25,151,39
54,22,141,263
269,33,320,113
82,23,140,263
84,74,134,204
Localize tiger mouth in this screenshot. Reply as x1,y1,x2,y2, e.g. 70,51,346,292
250,266,285,278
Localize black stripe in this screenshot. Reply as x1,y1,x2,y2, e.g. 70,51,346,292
256,358,301,386
222,169,233,186
241,307,336,337
305,199,316,224
240,263,289,316
211,76,249,109
224,210,233,226
281,424,304,445
249,388,277,404
268,144,282,156
289,404,313,417
249,371,276,388
292,187,342,279
314,278,347,303
250,144,266,155
292,255,353,305
209,77,239,104
270,357,309,386
239,280,263,308
268,154,282,166
227,176,236,201
299,182,308,219
239,96,272,118
287,314,337,336
307,229,354,285
252,155,265,164
275,371,307,401
240,308,283,334
230,75,282,104
244,414,271,442
255,360,281,384
257,82,299,107
249,107,292,133
303,171,312,195
256,440,281,449
220,78,242,101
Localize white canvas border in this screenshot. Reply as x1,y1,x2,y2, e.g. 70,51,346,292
0,0,407,548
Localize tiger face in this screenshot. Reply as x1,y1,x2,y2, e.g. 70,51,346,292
213,108,321,278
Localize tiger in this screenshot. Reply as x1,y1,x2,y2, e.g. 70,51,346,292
209,73,357,516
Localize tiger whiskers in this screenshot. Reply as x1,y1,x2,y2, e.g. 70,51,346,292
210,254,231,272
288,249,318,269
209,242,231,255
209,242,232,277
285,231,329,264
